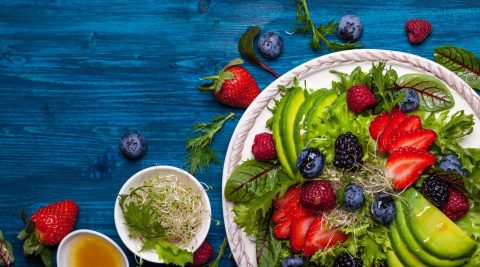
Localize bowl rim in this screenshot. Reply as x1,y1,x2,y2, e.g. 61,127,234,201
56,229,129,267
114,165,212,264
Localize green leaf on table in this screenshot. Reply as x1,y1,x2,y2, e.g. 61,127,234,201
434,46,480,90
0,230,14,267
208,237,228,267
396,73,454,112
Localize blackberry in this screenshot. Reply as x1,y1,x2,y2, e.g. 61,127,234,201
333,132,363,171
421,175,450,207
333,252,363,267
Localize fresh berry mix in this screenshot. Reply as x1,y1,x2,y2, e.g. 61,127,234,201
191,239,214,266
258,31,283,59
300,180,336,212
405,19,432,44
441,187,469,221
420,175,450,207
332,252,363,267
296,148,326,178
396,88,420,112
346,85,376,113
333,132,363,171
252,132,277,161
439,154,466,176
371,193,396,224
337,15,363,43
342,184,365,211
386,128,437,153
281,256,304,267
120,132,147,160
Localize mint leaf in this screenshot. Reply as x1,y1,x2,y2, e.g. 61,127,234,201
0,231,14,267
434,46,480,90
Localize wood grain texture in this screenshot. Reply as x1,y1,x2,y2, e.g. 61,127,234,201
0,0,479,266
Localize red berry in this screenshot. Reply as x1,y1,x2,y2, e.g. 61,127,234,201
300,180,336,212
369,112,391,141
303,216,348,256
405,19,432,44
252,132,277,161
386,129,437,153
441,188,469,221
191,239,214,266
377,111,407,153
346,85,376,113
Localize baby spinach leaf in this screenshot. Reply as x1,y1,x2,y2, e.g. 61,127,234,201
396,73,454,112
434,46,480,90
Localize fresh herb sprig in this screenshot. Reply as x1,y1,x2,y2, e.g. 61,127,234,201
294,0,362,51
186,112,235,175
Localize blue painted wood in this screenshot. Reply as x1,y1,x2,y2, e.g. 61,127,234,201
0,1,479,266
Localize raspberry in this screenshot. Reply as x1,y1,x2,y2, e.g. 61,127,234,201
252,132,277,161
346,85,376,113
333,132,363,171
190,239,214,266
441,188,469,221
300,180,336,212
405,19,432,44
420,175,450,207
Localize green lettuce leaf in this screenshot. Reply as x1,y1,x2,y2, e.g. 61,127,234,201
152,238,193,266
434,46,480,90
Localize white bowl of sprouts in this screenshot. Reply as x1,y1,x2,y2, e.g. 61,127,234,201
114,166,211,264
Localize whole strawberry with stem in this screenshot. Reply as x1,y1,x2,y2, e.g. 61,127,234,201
198,58,260,108
18,200,79,267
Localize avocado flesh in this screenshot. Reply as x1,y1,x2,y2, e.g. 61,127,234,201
395,200,469,266
282,87,305,177
403,188,477,260
272,89,294,178
385,237,405,267
389,223,428,267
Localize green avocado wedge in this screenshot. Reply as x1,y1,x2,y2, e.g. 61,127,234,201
389,223,428,267
395,200,469,266
402,188,477,260
272,89,295,178
385,237,405,267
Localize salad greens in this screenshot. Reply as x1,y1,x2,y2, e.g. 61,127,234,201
434,46,480,90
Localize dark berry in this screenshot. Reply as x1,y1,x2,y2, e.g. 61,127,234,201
333,133,363,171
258,31,283,59
119,132,147,160
421,175,450,207
439,154,466,176
338,15,363,42
296,148,326,178
281,256,304,267
333,252,363,267
371,193,396,224
300,180,336,212
342,184,365,211
395,88,420,113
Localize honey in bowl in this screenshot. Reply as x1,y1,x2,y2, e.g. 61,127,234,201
68,234,126,267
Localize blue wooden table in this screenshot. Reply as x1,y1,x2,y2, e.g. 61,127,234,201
1,1,479,266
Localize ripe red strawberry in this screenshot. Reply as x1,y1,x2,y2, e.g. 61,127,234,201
191,239,214,266
369,112,391,141
346,85,376,113
395,115,422,133
303,216,348,257
385,147,436,189
273,218,293,239
252,132,277,161
405,19,432,44
290,212,315,253
377,111,408,153
198,58,260,108
272,191,301,224
18,200,79,266
300,180,336,212
386,129,437,153
273,186,301,209
441,188,469,221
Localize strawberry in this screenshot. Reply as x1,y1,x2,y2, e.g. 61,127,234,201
385,147,436,189
289,212,315,253
272,186,301,209
441,187,469,221
198,58,260,108
405,19,432,44
190,239,214,266
303,216,348,257
369,112,391,141
18,200,79,267
272,190,301,224
252,132,277,161
377,111,408,153
395,115,422,133
386,129,437,153
346,85,376,113
274,219,293,239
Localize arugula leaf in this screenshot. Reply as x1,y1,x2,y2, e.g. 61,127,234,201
434,46,480,90
0,230,14,267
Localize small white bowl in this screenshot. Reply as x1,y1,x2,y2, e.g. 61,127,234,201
114,166,211,264
57,229,129,267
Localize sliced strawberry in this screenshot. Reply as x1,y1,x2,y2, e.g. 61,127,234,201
272,192,301,224
273,219,292,239
303,216,348,256
395,115,422,132
272,186,301,209
290,213,315,253
387,129,437,153
369,112,391,141
385,147,436,190
378,111,408,153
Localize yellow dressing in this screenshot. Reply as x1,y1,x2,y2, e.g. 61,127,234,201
68,235,125,267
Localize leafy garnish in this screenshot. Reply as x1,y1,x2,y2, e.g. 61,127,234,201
186,112,235,175
434,46,480,90
208,237,228,267
122,201,165,239
256,216,282,267
0,231,14,267
294,0,362,51
17,210,52,267
396,73,455,112
238,26,280,78
142,238,193,266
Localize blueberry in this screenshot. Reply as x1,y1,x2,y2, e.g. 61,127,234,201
395,88,420,113
338,15,363,42
371,193,396,224
281,256,304,267
119,132,147,160
257,31,283,59
296,148,326,179
342,184,365,211
439,154,467,176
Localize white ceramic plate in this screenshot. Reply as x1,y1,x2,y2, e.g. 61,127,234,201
221,49,480,267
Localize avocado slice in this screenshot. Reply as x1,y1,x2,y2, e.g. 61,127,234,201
402,188,477,260
304,91,337,143
272,89,295,178
385,237,405,267
389,223,428,267
395,200,469,266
